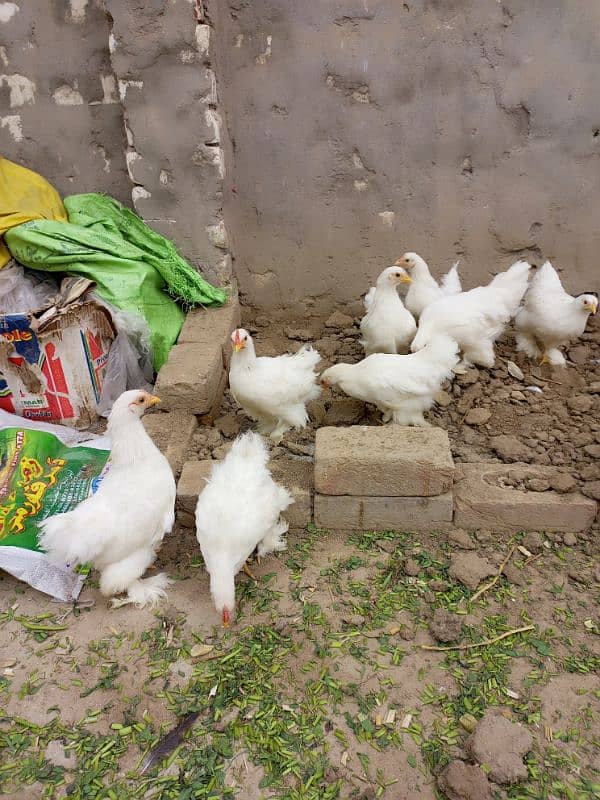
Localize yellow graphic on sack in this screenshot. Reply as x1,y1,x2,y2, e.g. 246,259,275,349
0,455,66,536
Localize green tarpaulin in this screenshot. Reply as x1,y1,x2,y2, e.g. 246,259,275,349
5,194,227,370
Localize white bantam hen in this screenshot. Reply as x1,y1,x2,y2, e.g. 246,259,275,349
38,390,175,608
360,266,416,355
229,328,320,441
320,335,459,425
195,432,293,626
396,252,462,318
514,261,598,366
411,260,530,369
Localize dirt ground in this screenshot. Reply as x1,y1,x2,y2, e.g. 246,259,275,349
1,311,599,800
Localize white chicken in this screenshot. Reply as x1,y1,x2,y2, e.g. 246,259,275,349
229,328,320,441
320,335,459,425
359,266,416,355
195,432,293,625
38,390,175,608
514,261,598,366
411,260,531,369
396,252,462,318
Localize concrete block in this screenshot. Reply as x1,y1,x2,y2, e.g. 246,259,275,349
454,463,597,533
199,369,228,425
314,426,454,497
314,492,453,531
271,459,313,528
178,298,241,367
177,458,313,529
154,344,223,414
143,410,197,477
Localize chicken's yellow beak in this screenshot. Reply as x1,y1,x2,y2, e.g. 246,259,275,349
148,395,161,407
585,302,597,314
400,273,412,284
234,342,244,352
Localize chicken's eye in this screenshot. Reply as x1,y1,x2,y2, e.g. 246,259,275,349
138,396,145,403
243,336,248,341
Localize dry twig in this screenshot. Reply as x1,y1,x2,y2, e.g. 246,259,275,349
420,624,535,652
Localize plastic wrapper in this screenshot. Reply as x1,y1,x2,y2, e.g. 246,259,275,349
0,261,57,314
0,420,111,600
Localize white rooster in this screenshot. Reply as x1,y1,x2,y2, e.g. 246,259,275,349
396,252,462,318
359,266,416,355
320,335,459,426
411,260,530,369
514,261,598,366
229,328,320,441
38,390,175,608
195,432,293,626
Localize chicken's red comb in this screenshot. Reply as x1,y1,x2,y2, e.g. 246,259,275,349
233,330,242,345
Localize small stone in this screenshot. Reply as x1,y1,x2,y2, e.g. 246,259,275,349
562,531,577,546
587,381,600,394
584,444,600,458
525,477,550,492
568,344,591,364
448,553,496,590
44,740,76,769
503,562,526,586
254,315,270,327
404,558,420,576
429,579,447,591
430,609,462,642
434,389,453,407
214,412,241,438
510,390,526,401
448,528,476,550
490,435,534,462
438,760,492,800
468,711,533,784
464,407,491,426
285,327,312,341
568,567,590,585
398,625,415,641
521,532,544,554
307,399,327,426
212,443,233,460
567,394,594,414
325,311,353,329
457,368,480,386
549,473,577,493
581,480,600,500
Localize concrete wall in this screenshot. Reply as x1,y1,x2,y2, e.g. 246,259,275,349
0,0,230,286
2,1,599,314
213,0,600,315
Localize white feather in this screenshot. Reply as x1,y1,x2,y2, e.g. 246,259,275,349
195,432,293,620
403,253,462,318
514,261,597,365
411,260,531,369
38,390,175,608
321,335,459,426
360,266,416,355
229,330,321,440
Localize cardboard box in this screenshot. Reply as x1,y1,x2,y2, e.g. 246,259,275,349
0,301,115,429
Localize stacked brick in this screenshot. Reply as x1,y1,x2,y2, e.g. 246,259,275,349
313,426,455,531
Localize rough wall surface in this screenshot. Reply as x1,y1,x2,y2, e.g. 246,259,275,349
0,0,230,286
105,0,231,285
0,0,130,202
213,0,600,314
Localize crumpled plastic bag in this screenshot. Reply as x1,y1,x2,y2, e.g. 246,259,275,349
93,295,154,417
0,261,57,314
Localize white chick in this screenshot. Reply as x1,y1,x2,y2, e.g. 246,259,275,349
515,261,597,366
38,390,175,608
320,335,459,426
411,260,530,369
359,266,416,355
195,431,293,626
229,328,320,441
397,252,462,318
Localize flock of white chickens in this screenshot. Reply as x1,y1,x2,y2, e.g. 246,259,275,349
38,255,597,625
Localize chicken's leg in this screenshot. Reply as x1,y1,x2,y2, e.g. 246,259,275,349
242,561,257,581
